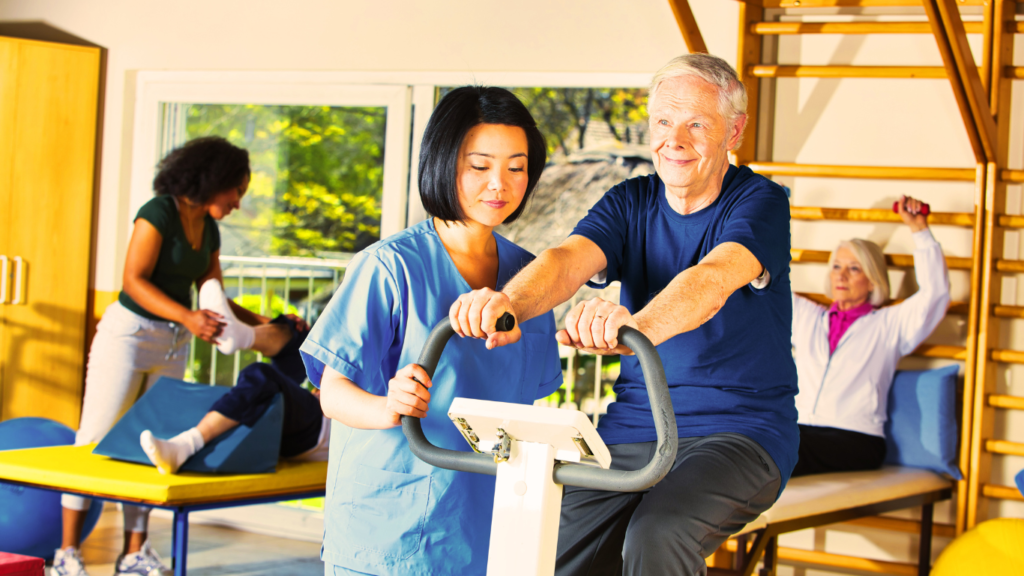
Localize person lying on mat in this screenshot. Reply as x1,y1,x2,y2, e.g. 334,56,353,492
790,195,950,477
298,86,562,576
138,313,328,474
55,137,307,576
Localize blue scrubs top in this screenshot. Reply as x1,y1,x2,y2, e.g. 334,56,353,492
300,219,563,576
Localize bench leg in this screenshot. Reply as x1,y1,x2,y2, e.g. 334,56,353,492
733,533,749,571
171,509,189,576
757,536,777,576
918,503,933,576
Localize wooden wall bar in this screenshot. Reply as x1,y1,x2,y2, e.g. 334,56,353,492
750,65,947,78
791,206,974,226
752,22,984,35
750,162,975,181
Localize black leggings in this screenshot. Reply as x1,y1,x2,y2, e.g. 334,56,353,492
209,315,322,458
791,424,887,477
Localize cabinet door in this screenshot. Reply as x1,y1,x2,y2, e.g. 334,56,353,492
0,38,19,420
0,37,100,428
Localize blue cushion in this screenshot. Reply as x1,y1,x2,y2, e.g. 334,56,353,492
1015,468,1024,498
883,365,962,479
93,377,284,474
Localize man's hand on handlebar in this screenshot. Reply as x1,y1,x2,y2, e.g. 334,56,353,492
559,298,638,356
449,288,522,350
385,364,433,425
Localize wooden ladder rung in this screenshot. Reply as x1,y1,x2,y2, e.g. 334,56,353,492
792,249,972,270
750,65,946,79
752,22,984,35
981,484,1024,501
748,162,975,181
988,394,1024,410
760,0,987,7
984,439,1024,457
722,540,918,576
989,348,1024,364
791,205,974,226
913,344,967,360
796,292,969,315
993,305,1024,319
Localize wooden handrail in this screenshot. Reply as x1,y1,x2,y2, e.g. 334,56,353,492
791,249,972,270
988,394,1024,410
752,21,984,35
981,484,1024,501
796,292,970,315
749,65,946,79
791,205,974,226
748,162,975,181
984,439,1024,456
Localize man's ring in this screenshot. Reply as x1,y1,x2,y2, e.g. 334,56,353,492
595,315,605,319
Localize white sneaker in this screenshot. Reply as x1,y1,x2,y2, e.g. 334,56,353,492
50,547,89,576
114,540,172,576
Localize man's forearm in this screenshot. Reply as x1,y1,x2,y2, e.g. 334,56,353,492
635,265,728,347
505,245,595,323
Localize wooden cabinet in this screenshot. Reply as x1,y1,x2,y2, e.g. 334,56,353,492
0,36,101,428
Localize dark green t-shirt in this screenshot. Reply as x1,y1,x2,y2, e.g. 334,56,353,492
118,195,221,321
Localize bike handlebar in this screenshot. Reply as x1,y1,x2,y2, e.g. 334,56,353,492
400,314,677,492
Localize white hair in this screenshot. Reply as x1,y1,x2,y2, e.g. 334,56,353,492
649,54,748,148
825,238,891,307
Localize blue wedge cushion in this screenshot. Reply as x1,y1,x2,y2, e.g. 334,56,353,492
883,365,962,479
93,377,283,474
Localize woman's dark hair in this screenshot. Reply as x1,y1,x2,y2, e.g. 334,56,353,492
153,136,251,204
418,86,547,224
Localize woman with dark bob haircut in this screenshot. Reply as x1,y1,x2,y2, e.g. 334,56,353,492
53,136,306,576
300,86,563,575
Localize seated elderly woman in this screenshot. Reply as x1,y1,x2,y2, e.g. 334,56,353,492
791,195,950,477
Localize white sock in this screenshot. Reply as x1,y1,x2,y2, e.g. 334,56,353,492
198,279,255,355
140,428,205,474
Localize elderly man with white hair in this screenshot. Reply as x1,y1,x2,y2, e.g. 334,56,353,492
450,53,798,575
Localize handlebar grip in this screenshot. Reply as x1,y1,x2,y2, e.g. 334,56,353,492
892,201,930,216
401,318,677,492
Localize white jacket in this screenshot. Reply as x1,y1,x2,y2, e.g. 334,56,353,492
792,229,950,437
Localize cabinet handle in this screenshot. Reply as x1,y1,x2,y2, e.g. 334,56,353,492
0,256,7,304
12,256,23,305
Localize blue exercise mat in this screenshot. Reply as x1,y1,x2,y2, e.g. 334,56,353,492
93,377,284,474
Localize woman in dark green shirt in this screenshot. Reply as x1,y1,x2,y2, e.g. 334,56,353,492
54,137,303,576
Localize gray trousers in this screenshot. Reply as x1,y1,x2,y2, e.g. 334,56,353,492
555,433,782,576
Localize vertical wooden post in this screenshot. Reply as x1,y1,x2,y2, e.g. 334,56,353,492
965,0,1015,530
734,2,764,166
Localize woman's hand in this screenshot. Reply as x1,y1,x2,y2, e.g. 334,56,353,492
384,364,433,426
182,309,225,343
449,288,522,350
558,298,639,355
896,195,928,233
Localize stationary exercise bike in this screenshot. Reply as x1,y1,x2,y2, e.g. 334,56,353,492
402,314,676,576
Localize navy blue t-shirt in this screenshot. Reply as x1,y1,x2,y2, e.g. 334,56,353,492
572,165,799,489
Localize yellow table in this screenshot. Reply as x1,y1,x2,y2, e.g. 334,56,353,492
0,444,327,574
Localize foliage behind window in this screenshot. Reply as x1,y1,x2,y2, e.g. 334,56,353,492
183,104,386,257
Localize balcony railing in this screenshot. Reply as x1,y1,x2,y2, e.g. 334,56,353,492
187,255,350,386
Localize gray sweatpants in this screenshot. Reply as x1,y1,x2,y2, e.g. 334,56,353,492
555,433,782,576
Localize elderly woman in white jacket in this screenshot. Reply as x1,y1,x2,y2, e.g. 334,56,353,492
791,195,950,477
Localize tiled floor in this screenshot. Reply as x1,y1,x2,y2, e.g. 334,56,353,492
79,505,323,576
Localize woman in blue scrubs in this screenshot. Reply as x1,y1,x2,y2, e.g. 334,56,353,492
300,86,563,576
